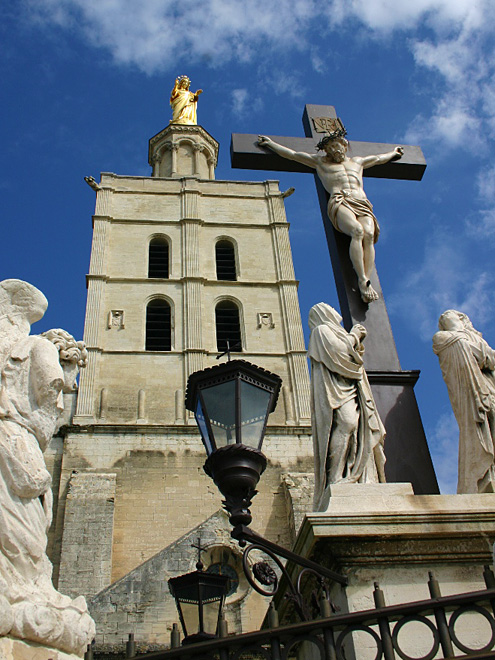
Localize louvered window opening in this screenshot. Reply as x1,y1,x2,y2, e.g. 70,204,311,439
216,241,236,281
148,239,169,278
216,303,242,353
146,300,171,351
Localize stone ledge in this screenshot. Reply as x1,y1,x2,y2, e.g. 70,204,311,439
296,492,495,566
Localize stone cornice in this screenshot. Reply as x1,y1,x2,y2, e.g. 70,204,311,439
84,275,299,287
64,423,312,436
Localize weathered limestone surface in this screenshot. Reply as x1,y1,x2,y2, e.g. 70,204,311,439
49,125,315,652
52,427,313,588
149,124,218,179
58,472,116,600
0,637,84,660
282,472,314,541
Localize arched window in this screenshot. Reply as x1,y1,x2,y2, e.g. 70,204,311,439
148,237,169,278
146,299,171,351
215,240,236,281
215,301,242,353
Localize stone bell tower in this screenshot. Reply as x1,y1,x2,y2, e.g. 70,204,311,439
149,124,218,179
48,105,314,652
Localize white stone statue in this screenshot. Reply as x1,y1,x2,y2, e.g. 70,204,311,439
258,132,403,303
308,303,386,511
433,309,495,494
0,280,95,656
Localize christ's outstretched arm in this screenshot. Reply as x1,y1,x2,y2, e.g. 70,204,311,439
258,135,317,169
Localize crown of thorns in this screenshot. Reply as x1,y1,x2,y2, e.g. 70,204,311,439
316,127,348,151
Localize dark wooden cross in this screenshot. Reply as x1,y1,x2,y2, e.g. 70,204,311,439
230,104,439,494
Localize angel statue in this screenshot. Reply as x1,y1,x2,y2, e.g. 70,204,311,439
0,279,95,656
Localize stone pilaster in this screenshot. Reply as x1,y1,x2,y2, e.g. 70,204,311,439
267,189,311,421
95,186,113,217
181,182,205,393
75,214,109,423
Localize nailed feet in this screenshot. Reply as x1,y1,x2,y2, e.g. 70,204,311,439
359,279,379,304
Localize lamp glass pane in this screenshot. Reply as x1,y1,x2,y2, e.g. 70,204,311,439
200,380,236,447
195,398,213,454
179,600,200,636
203,599,222,636
239,380,271,447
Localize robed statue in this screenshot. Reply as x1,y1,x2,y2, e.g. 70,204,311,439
308,303,386,511
0,279,95,656
170,75,203,125
433,309,495,494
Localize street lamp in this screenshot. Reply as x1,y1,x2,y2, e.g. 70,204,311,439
168,541,230,645
186,359,346,623
185,359,282,526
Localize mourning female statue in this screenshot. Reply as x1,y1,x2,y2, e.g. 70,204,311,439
170,75,203,125
308,303,386,511
0,279,95,656
433,309,495,494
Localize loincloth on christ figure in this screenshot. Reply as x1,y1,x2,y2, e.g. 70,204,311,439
327,191,380,243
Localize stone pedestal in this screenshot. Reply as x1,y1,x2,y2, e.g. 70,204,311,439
0,636,84,660
289,485,495,658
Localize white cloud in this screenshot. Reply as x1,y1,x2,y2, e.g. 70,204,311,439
328,0,485,33
404,103,481,150
477,166,495,203
231,88,248,116
465,167,495,238
22,0,495,153
231,88,263,117
310,52,326,75
428,411,458,494
24,0,318,72
405,28,495,150
388,231,495,341
326,1,495,152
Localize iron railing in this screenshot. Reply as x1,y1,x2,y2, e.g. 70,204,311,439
101,566,495,660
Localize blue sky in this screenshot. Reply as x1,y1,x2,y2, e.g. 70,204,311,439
2,0,495,493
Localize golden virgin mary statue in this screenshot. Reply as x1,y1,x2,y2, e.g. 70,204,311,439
170,75,203,125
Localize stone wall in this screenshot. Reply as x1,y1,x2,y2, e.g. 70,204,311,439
89,511,275,652
49,426,313,590
58,471,117,599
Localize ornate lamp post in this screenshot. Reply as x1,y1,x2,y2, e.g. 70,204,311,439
185,359,282,526
186,359,347,623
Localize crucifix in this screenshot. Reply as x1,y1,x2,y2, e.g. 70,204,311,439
230,104,439,494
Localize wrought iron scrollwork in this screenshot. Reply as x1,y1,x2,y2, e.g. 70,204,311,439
252,561,277,587
241,542,331,622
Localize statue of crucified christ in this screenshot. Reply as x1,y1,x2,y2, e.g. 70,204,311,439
258,131,403,303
